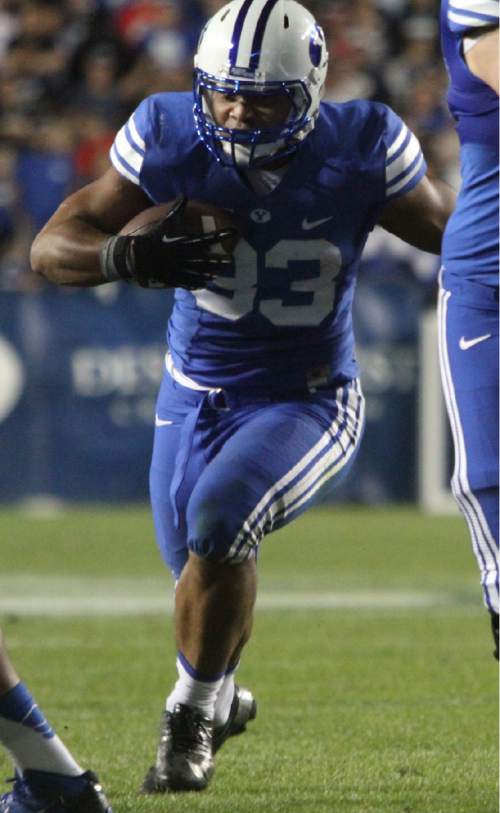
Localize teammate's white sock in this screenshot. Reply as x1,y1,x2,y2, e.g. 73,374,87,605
0,682,83,775
213,668,236,727
166,653,224,720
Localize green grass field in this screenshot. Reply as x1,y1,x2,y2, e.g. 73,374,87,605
0,506,497,812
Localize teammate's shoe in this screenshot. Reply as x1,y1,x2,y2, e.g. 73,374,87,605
490,611,499,660
212,685,257,754
141,704,214,793
0,770,112,812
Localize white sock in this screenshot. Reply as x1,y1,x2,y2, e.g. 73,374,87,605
213,670,236,727
166,655,224,720
0,683,83,776
0,722,83,776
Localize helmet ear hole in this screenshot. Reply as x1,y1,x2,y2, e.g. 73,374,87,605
284,14,289,28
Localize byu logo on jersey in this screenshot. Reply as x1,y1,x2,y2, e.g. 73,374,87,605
250,208,271,224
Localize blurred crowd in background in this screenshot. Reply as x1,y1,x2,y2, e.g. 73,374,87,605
0,0,459,291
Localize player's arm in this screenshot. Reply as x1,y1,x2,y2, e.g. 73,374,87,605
31,166,232,289
30,167,152,286
378,174,457,254
465,27,499,93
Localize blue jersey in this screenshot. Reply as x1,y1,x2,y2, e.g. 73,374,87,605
440,0,499,287
111,92,426,392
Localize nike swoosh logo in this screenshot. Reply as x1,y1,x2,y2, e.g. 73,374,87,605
155,416,175,427
302,216,334,231
161,235,184,244
459,334,492,351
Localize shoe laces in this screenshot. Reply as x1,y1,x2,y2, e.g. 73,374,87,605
170,706,212,754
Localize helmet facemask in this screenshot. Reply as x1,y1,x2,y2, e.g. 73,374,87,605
194,73,313,169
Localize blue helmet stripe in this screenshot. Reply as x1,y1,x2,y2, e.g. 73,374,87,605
249,0,281,70
230,0,255,68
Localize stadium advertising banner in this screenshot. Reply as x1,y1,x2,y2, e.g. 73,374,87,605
0,286,172,502
0,271,425,504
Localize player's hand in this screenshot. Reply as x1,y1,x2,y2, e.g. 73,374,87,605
101,196,235,289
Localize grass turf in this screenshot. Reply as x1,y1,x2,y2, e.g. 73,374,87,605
0,506,498,812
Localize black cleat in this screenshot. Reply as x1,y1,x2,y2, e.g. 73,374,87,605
0,770,112,812
212,685,257,754
141,704,214,793
490,610,499,660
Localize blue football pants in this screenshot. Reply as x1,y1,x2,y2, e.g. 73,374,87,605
438,278,499,613
150,373,365,580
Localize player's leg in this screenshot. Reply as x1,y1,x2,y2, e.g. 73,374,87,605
438,286,499,656
149,375,254,712
144,379,364,792
0,628,112,812
146,376,258,793
179,382,364,674
150,392,256,738
145,555,257,793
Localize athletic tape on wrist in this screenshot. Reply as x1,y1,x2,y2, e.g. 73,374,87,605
100,235,132,282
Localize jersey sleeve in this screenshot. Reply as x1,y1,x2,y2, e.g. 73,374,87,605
383,108,427,201
109,98,150,186
447,0,499,34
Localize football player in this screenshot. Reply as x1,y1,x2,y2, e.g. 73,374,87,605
439,0,499,658
0,629,112,811
30,0,456,794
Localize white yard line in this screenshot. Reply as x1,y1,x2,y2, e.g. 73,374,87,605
0,575,463,616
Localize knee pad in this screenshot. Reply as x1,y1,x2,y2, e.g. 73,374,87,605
186,496,238,562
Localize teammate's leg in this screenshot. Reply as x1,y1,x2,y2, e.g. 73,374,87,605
438,287,499,656
0,628,112,812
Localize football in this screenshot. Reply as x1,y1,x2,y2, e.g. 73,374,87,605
119,198,240,253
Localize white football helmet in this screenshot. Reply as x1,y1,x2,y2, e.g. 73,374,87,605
193,0,329,169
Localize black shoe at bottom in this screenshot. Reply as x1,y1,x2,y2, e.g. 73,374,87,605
0,770,112,812
141,704,214,793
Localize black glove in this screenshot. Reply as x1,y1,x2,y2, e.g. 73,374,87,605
100,196,235,289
